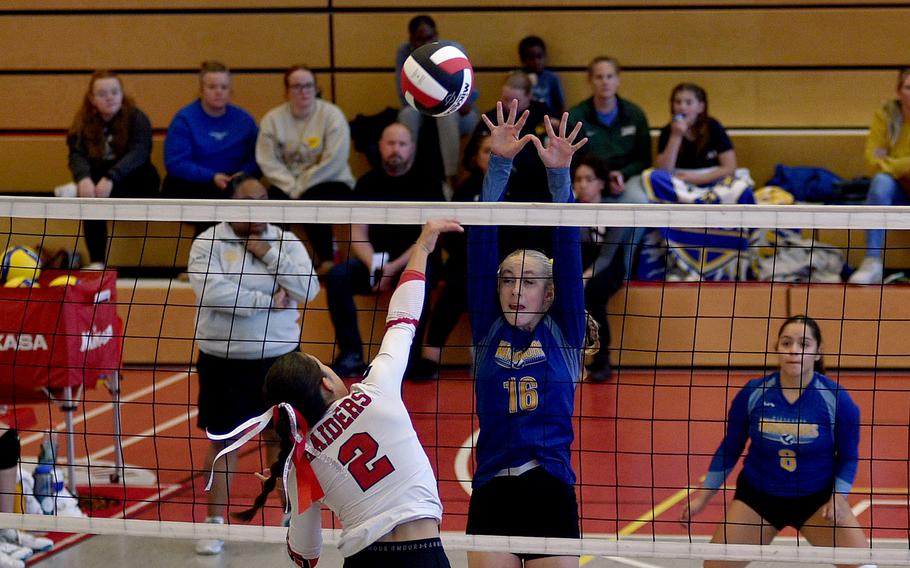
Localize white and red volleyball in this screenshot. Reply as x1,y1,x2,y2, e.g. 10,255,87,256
401,41,474,117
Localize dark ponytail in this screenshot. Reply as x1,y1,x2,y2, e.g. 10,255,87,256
232,352,330,522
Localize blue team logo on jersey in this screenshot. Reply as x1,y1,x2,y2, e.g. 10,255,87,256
494,340,547,369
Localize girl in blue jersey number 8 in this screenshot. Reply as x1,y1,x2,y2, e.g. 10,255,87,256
465,100,588,568
681,315,871,568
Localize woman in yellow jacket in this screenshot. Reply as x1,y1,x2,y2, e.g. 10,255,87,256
850,68,910,284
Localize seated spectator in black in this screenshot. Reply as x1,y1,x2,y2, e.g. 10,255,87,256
163,61,259,233
655,83,736,186
395,14,478,189
325,123,444,378
256,64,356,273
67,70,160,269
518,35,565,115
573,155,626,382
422,131,492,372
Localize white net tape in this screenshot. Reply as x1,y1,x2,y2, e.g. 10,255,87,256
1,196,908,230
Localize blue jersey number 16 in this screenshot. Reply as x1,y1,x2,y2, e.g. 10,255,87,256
503,377,539,413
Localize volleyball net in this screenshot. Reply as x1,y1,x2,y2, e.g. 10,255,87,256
0,195,908,566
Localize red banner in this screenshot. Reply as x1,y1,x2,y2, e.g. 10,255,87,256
0,270,122,403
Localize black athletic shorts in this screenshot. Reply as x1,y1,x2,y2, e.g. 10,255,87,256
196,350,288,435
734,471,833,531
466,466,579,560
344,537,450,568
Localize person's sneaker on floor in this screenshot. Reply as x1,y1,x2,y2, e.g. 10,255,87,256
0,549,23,568
83,261,105,271
331,352,367,377
848,256,883,284
586,355,613,383
0,529,52,552
0,542,30,562
406,357,439,381
195,516,224,556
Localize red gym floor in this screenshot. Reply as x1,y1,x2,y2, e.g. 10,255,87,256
15,366,910,558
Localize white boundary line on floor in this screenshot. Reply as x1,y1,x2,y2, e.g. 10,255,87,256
21,371,190,447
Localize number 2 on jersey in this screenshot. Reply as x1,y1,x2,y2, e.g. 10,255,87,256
503,377,539,413
338,432,395,491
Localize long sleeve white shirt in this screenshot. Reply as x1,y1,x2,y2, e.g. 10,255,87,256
189,222,320,359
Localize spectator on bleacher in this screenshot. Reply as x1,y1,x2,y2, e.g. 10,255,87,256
573,155,626,382
163,61,259,234
395,14,478,190
256,64,355,274
518,35,565,115
422,132,492,373
67,70,160,270
568,56,651,278
655,83,736,186
188,175,320,557
325,123,444,379
849,68,910,284
471,71,551,253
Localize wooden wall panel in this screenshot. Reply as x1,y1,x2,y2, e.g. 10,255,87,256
333,9,910,69
0,14,329,70
0,74,324,130
789,285,910,369
336,0,910,6
3,0,325,8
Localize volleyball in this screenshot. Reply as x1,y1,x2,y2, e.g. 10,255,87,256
3,276,38,288
49,275,80,287
400,41,474,117
1,245,41,283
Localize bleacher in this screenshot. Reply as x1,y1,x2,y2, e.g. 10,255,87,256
1,1,908,368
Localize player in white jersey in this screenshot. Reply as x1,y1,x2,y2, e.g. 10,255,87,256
207,219,462,568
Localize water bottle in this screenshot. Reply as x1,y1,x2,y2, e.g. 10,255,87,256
33,464,53,502
34,433,59,514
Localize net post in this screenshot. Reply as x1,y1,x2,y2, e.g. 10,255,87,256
63,386,76,495
108,370,124,484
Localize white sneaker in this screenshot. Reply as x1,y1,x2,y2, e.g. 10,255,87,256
848,256,883,284
195,516,224,556
0,550,23,568
0,542,30,562
83,262,105,271
0,529,53,552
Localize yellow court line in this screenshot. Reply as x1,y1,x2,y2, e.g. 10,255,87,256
580,484,910,565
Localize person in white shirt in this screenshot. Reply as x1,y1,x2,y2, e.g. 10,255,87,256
188,175,321,556
256,65,356,273
209,219,462,567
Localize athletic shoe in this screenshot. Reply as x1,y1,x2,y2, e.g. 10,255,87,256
195,516,224,556
330,353,367,377
0,550,23,568
0,529,53,552
0,542,30,562
848,256,883,284
406,357,439,381
586,355,613,383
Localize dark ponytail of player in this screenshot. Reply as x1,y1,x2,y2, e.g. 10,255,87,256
232,352,330,522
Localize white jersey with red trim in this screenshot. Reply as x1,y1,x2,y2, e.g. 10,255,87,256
286,275,442,559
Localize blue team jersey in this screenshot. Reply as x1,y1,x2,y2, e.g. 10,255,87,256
468,155,585,489
704,372,861,498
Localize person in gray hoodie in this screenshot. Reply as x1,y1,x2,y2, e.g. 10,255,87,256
187,175,320,556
